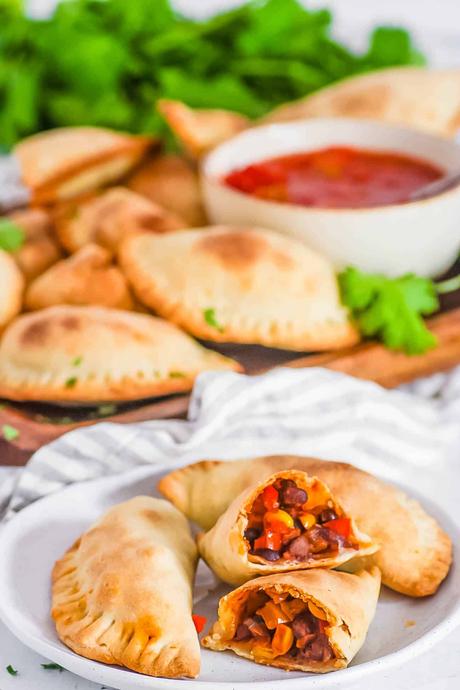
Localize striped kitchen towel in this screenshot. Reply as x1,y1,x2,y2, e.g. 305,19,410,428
2,366,460,520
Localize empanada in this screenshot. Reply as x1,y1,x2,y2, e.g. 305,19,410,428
14,127,154,204
158,455,452,597
158,100,249,158
198,470,378,586
127,153,207,227
119,227,358,351
9,208,62,283
52,496,200,678
202,567,381,673
263,67,460,137
54,187,185,254
0,305,240,403
25,244,133,311
0,250,24,328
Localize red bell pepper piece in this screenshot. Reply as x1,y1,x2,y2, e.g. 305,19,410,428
262,485,279,511
265,530,282,551
254,535,268,550
323,517,351,538
192,614,207,634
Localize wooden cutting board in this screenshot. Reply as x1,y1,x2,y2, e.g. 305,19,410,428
2,297,460,466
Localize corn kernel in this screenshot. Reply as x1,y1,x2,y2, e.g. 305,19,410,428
299,512,316,530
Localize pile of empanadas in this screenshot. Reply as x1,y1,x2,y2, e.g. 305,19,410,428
0,125,361,405
51,454,452,678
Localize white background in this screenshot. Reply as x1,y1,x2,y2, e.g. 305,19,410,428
2,1,460,689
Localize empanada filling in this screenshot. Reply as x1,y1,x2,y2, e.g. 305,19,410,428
245,478,359,564
232,589,337,664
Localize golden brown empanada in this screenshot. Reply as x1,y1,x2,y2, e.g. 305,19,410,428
25,244,133,311
54,187,185,254
0,250,24,328
158,99,249,158
158,455,452,597
263,67,460,137
0,305,241,403
198,470,378,586
127,153,207,227
9,208,63,283
52,496,200,678
119,227,358,351
202,567,381,673
14,127,154,204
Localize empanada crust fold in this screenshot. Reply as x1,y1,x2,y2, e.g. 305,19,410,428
51,497,200,678
14,127,154,204
0,306,240,402
0,250,24,328
197,470,378,586
263,68,460,138
119,227,358,351
202,568,381,672
159,455,452,596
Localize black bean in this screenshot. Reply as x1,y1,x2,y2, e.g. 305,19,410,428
244,527,261,543
282,486,308,506
253,548,280,561
235,623,252,640
318,508,337,523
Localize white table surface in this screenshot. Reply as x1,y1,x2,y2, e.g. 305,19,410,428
4,1,460,688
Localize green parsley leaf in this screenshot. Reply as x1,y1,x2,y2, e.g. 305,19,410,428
65,377,78,389
0,219,24,252
97,404,117,417
6,665,18,676
72,356,83,366
41,662,64,671
339,267,439,355
2,424,19,442
0,0,423,148
203,308,224,333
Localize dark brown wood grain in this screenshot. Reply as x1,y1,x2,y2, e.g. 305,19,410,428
1,306,460,466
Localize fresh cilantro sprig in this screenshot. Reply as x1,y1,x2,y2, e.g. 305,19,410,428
0,0,423,148
0,219,24,252
339,267,460,355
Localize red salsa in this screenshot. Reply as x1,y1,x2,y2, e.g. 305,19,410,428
224,146,443,209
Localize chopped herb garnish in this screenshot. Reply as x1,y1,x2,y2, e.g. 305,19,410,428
65,377,78,389
203,308,224,333
41,662,64,671
2,425,19,442
97,404,117,417
6,665,18,676
72,356,83,366
169,371,186,378
0,220,24,252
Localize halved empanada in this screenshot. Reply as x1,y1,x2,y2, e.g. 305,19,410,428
0,305,240,402
52,496,200,678
54,187,185,254
198,470,378,586
25,244,133,311
158,100,249,158
158,455,452,597
263,67,460,137
9,208,62,283
202,567,381,673
14,127,154,204
127,154,207,227
0,250,24,328
119,227,358,351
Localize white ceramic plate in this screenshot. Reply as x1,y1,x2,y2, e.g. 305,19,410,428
0,464,458,690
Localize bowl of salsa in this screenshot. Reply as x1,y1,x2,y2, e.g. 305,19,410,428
202,118,460,277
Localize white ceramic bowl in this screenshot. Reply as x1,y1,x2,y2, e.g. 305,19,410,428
202,118,460,277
